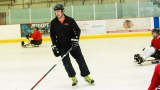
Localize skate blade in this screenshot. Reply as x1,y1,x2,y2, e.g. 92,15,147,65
133,61,137,63
133,58,139,63
89,82,95,85
72,85,78,89
137,62,143,65
86,81,95,85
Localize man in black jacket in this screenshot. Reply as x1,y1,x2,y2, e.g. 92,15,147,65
50,4,94,87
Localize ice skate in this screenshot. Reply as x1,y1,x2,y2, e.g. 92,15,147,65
134,54,144,64
134,54,139,62
21,40,31,47
71,77,78,88
138,57,144,64
84,75,95,84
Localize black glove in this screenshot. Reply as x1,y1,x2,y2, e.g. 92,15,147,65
26,34,30,39
142,48,145,51
51,45,60,57
71,36,79,50
21,41,24,46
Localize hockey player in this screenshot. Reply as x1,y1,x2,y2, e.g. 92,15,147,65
134,28,160,64
148,64,160,90
22,27,42,47
50,4,94,87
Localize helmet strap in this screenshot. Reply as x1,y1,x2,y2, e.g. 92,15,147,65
58,10,64,19
153,36,157,39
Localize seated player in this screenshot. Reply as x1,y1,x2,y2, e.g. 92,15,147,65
21,27,42,47
134,28,160,64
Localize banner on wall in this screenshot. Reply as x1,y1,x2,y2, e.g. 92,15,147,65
76,20,106,36
20,17,151,38
106,18,151,34
20,23,50,37
20,20,106,37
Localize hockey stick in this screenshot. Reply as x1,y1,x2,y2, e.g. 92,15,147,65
30,47,72,90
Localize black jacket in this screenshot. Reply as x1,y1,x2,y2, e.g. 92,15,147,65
50,15,81,47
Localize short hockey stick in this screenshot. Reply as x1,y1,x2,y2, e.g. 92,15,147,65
30,47,72,90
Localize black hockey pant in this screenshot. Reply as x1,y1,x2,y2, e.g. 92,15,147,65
151,50,160,59
31,40,42,45
59,46,90,77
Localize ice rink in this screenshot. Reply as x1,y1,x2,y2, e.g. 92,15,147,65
0,36,158,90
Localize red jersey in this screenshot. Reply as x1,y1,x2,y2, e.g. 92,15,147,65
30,31,42,41
148,64,160,90
151,36,160,49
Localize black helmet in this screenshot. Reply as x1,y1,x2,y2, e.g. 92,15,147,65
152,28,159,34
34,27,39,31
54,4,64,11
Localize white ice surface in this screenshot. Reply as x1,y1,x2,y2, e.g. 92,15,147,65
0,36,157,90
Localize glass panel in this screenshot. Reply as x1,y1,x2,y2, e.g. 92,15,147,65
117,3,138,18
95,4,116,19
52,8,56,20
64,6,72,18
31,8,51,23
10,9,30,24
1,1,160,25
139,2,160,17
73,5,94,20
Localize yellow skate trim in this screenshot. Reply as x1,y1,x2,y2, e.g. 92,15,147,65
71,77,77,84
85,76,92,84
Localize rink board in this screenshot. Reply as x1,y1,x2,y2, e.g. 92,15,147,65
0,17,155,43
